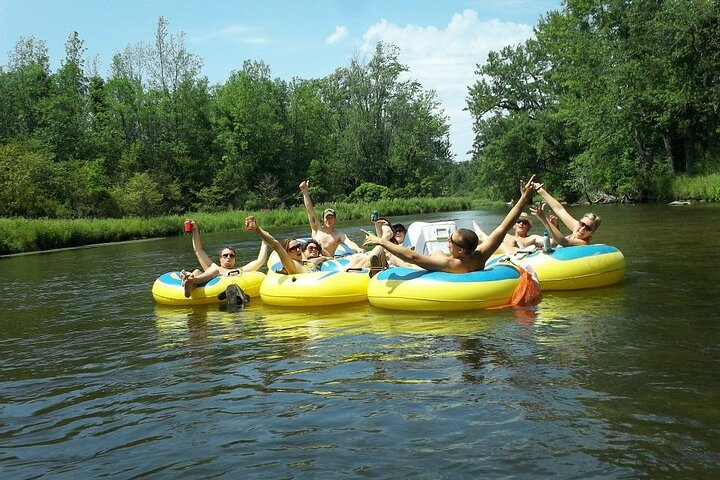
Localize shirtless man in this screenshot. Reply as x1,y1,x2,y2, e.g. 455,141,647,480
472,212,544,254
299,179,363,256
180,219,268,297
363,175,540,274
529,184,601,246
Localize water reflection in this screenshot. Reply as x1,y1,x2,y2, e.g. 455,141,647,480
3,205,720,478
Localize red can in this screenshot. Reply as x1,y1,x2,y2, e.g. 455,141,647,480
184,220,193,233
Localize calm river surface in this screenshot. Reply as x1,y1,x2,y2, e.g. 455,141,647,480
2,204,719,479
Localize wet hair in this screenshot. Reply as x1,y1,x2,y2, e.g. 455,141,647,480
452,228,479,252
393,223,406,233
583,213,601,231
218,246,236,257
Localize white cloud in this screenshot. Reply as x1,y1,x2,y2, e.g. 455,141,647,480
326,25,348,45
192,24,269,46
360,9,535,161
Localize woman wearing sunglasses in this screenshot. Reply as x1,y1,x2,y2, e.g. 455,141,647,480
302,239,322,259
180,219,269,298
529,185,601,246
244,216,326,275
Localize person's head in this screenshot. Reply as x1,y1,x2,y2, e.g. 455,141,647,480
575,213,601,241
322,208,336,227
281,238,304,261
218,246,237,268
513,212,533,237
447,228,479,258
303,239,322,259
393,223,407,244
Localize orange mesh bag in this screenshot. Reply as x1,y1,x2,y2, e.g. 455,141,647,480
510,264,542,307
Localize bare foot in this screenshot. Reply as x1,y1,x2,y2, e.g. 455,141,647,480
182,275,194,298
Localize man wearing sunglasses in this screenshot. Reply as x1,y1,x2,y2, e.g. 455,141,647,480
180,219,268,298
299,179,364,256
363,176,540,274
473,212,545,254
529,184,601,246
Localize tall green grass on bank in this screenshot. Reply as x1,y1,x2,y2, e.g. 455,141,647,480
671,173,720,202
0,196,494,255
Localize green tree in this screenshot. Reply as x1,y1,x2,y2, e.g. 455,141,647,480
35,31,91,162
0,37,52,141
321,42,453,197
210,60,291,208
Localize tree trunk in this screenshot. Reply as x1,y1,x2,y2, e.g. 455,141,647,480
707,108,718,159
662,131,675,174
684,129,695,175
633,126,649,166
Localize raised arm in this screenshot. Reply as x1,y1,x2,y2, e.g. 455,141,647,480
473,219,514,255
189,220,213,270
476,176,539,256
534,185,578,232
299,179,320,234
239,241,270,272
245,217,304,274
530,203,588,246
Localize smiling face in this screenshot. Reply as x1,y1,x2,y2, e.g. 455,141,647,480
574,216,597,240
303,241,321,259
286,240,303,261
219,248,236,268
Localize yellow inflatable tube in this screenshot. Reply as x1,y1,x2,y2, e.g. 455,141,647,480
489,244,625,290
367,264,521,311
152,271,266,306
260,270,370,307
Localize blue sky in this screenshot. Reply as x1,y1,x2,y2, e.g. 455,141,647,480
0,0,562,161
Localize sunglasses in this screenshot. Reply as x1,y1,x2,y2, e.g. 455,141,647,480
448,236,468,251
306,245,319,250
288,244,301,253
578,221,594,232
516,220,531,226
221,253,235,258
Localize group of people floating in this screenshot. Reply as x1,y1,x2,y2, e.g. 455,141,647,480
180,175,601,299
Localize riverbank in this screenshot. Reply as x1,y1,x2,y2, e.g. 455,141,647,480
671,173,720,202
0,196,490,255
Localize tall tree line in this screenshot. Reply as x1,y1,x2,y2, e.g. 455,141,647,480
465,0,720,202
0,18,452,218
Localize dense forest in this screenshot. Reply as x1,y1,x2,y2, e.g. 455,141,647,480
466,0,720,202
1,0,718,220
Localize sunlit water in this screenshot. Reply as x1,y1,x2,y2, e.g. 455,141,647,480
2,205,719,478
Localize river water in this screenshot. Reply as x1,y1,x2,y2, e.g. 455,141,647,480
2,204,719,479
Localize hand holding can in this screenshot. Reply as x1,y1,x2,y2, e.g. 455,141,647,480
184,219,193,233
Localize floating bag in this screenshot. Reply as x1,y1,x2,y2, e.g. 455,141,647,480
510,264,542,307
